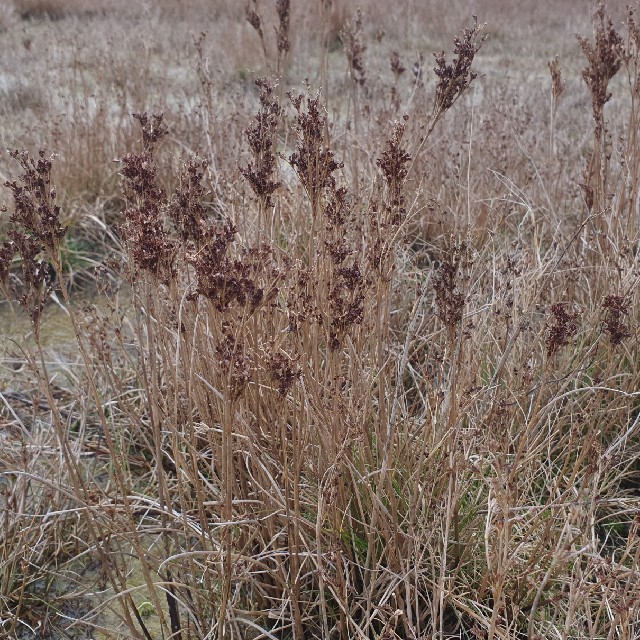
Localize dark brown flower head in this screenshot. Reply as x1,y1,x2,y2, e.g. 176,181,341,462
326,238,350,266
4,149,66,254
602,294,630,345
577,3,623,138
132,112,168,154
377,118,411,227
189,230,281,315
119,114,174,283
7,230,52,334
0,241,16,291
435,261,465,332
245,0,263,40
377,120,411,186
546,303,580,357
627,6,640,63
169,157,209,243
125,204,175,281
289,93,342,207
119,152,164,203
433,17,485,117
268,351,300,396
287,265,314,333
434,243,470,335
0,149,71,336
324,186,349,227
328,261,365,349
240,78,283,207
548,56,565,111
216,332,251,400
341,9,366,86
187,219,237,305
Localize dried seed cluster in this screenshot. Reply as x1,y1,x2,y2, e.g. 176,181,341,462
1,150,66,332
433,17,486,118
546,303,579,357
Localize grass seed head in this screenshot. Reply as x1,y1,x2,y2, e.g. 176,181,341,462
216,330,251,400
120,114,175,283
577,3,623,138
268,350,300,396
0,240,16,292
4,150,66,254
433,17,486,118
434,242,469,335
602,294,631,345
245,0,263,39
546,303,580,357
132,112,168,154
240,78,283,207
341,9,367,86
390,50,406,80
548,55,566,111
169,157,209,243
276,0,290,57
289,93,342,207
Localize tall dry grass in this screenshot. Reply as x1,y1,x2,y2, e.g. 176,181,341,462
1,1,639,639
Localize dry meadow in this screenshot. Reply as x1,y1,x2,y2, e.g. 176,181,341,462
1,1,639,638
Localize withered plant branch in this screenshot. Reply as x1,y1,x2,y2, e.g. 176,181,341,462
408,17,486,178
1,149,157,640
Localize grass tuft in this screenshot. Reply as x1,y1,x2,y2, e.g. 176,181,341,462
1,2,640,639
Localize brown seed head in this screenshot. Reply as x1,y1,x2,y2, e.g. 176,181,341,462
602,294,631,345
546,303,580,357
577,3,623,138
433,17,486,118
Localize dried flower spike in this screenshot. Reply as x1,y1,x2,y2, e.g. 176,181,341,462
602,295,631,345
240,78,283,207
341,9,366,86
433,16,486,119
546,303,579,357
577,3,623,139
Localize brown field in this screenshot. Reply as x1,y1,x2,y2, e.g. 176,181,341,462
1,1,639,638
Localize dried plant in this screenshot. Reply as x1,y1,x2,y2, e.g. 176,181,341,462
245,0,268,63
239,77,283,210
1,150,67,336
2,4,640,640
390,50,406,80
578,2,624,219
376,116,411,227
434,241,468,336
546,302,579,356
119,113,175,284
602,294,631,345
340,8,367,190
548,55,566,111
168,156,209,243
275,0,290,72
408,18,486,174
548,55,565,157
0,239,15,297
289,92,342,214
341,8,366,86
433,16,486,122
578,3,623,141
3,150,66,254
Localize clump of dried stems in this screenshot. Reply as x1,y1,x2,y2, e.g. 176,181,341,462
1,2,640,640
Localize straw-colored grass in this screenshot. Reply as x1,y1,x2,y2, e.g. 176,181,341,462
1,1,639,639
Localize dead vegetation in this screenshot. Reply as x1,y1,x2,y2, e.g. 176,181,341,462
1,1,639,639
